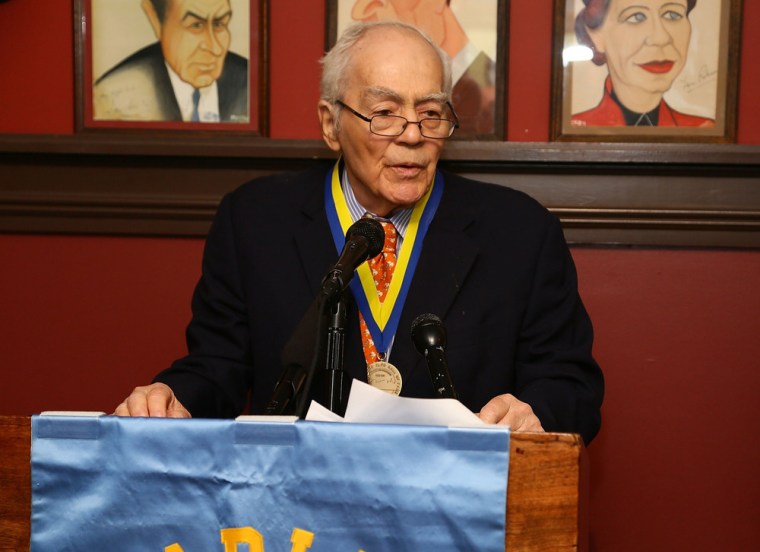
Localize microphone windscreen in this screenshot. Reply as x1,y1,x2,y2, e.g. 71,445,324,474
347,218,385,259
411,313,447,353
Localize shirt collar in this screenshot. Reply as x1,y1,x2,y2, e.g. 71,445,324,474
165,63,221,122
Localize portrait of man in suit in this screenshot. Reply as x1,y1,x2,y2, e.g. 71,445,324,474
344,0,498,136
92,0,249,123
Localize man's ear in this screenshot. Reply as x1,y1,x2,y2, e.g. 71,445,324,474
142,0,163,40
350,0,381,22
318,100,342,153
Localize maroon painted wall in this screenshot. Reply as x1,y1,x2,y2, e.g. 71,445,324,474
1,1,759,550
3,0,760,140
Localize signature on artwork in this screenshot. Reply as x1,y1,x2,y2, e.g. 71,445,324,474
680,64,718,94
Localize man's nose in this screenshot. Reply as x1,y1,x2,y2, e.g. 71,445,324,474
201,26,225,55
395,108,427,144
395,119,426,144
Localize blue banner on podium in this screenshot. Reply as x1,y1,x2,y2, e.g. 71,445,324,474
31,415,510,551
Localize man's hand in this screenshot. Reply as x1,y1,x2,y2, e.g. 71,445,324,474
113,383,191,418
477,394,544,432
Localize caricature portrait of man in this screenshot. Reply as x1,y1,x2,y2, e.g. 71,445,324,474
93,0,249,123
347,0,497,135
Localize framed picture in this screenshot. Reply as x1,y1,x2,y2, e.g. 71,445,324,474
74,0,268,134
551,0,742,142
325,0,508,140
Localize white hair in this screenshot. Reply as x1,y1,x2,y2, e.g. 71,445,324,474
319,21,453,105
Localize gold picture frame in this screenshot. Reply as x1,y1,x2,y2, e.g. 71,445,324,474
551,0,742,142
74,0,268,134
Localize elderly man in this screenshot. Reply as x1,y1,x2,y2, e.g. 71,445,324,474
115,21,603,444
93,0,248,122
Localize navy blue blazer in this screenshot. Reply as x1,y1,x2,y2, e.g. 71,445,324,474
94,42,248,122
155,163,604,443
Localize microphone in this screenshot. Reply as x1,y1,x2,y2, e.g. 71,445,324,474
411,313,457,399
321,218,385,301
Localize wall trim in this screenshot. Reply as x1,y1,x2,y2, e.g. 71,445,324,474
1,135,759,248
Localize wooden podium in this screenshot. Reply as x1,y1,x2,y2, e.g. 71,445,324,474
0,415,587,551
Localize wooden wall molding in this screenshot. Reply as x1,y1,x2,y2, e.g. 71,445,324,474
1,134,759,248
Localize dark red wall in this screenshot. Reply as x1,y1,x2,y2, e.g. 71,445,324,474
1,1,759,551
3,0,760,140
575,248,760,551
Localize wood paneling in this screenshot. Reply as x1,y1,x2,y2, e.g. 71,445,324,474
1,135,759,247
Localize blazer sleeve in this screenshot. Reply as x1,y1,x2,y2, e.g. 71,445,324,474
153,193,252,418
514,214,604,444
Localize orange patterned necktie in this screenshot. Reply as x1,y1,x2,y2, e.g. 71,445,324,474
360,220,398,365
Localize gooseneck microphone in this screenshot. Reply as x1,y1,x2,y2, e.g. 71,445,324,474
411,313,458,399
320,218,385,302
282,217,384,418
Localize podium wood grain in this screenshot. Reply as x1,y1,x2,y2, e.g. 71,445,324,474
0,416,587,551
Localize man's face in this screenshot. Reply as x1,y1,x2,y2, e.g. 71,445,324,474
320,28,447,216
351,0,447,45
159,0,233,88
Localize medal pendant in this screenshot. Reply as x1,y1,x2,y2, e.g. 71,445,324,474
367,361,402,395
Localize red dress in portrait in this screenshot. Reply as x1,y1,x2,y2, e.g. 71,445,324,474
571,77,715,128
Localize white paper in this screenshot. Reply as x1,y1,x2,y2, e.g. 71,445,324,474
40,411,107,417
301,401,345,422
306,379,489,428
235,415,299,423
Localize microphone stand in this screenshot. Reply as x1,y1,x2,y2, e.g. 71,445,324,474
290,217,383,417
294,285,348,418
323,291,348,416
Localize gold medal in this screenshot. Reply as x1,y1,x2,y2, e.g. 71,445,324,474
367,361,402,395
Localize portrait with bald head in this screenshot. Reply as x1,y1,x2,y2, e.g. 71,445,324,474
88,0,254,125
331,0,505,137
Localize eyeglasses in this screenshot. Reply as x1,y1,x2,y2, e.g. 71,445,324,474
335,100,459,139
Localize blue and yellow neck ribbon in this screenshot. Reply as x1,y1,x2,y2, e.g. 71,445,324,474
324,160,443,355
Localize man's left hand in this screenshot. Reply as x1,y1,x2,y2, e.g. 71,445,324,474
477,394,545,432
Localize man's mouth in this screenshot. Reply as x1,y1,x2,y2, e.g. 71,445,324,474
638,61,675,74
389,162,425,177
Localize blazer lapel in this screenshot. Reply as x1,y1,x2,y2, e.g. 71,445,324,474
391,179,480,387
289,172,372,392
293,177,337,296
146,45,183,120
402,184,479,326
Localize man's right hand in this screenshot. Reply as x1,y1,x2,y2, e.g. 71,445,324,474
113,383,191,418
